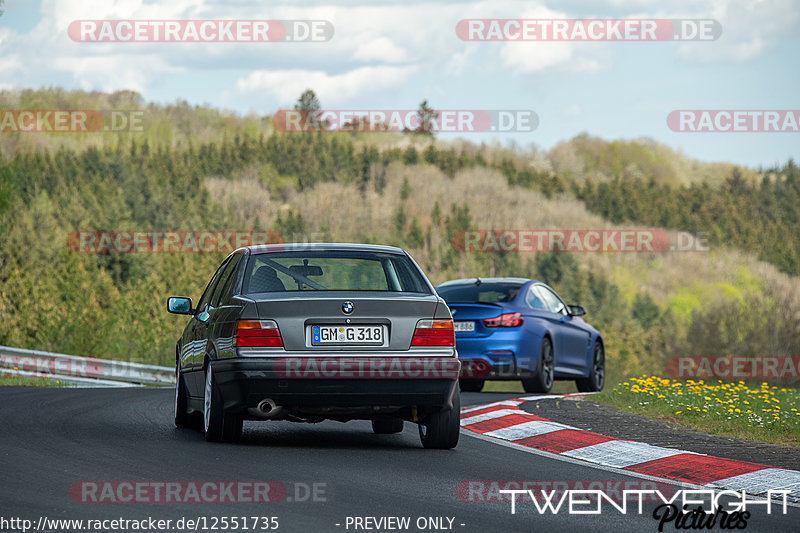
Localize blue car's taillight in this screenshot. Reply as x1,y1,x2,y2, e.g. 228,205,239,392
482,312,523,328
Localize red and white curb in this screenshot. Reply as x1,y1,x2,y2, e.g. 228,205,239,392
461,395,800,503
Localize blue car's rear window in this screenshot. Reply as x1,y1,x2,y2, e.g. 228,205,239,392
437,282,524,303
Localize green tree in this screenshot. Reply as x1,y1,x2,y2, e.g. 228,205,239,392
534,252,578,286
431,201,442,226
293,89,325,132
294,89,321,112
400,177,411,200
403,146,419,165
408,100,438,136
632,292,661,329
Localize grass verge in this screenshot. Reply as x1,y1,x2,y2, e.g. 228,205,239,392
590,375,800,447
0,374,69,387
478,380,583,395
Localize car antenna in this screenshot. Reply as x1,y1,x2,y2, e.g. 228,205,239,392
475,277,481,286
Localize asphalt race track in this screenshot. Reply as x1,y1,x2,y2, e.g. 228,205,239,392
1,387,798,533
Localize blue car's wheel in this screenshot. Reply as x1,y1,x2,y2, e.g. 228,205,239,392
576,342,605,392
522,337,554,393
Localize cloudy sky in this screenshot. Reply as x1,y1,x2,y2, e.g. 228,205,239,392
1,0,798,168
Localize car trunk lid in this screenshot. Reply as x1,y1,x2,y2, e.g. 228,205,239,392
254,292,443,351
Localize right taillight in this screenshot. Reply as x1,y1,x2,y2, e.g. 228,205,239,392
235,319,283,347
482,312,523,328
411,319,455,347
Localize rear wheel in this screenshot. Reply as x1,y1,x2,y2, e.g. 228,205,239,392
418,388,460,449
203,364,243,443
372,418,404,434
459,379,485,393
576,342,605,392
522,337,554,394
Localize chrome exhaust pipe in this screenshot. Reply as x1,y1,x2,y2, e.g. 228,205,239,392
257,398,277,415
248,398,285,419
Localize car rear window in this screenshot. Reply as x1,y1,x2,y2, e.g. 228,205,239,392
436,281,524,303
243,251,431,293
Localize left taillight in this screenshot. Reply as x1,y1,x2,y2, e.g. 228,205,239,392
234,319,283,348
411,319,455,347
482,312,524,328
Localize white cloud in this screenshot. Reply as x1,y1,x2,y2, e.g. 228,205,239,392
351,37,408,63
66,55,183,93
444,47,476,76
235,65,417,106
0,0,796,110
673,0,799,64
580,0,799,64
462,2,611,74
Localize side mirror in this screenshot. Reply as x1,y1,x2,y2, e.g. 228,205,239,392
167,296,194,315
568,305,586,317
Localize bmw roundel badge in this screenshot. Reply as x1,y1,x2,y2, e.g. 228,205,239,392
342,301,354,314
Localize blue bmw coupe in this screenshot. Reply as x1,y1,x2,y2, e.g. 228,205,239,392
435,278,604,393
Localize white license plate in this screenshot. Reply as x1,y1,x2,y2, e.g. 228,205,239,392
453,321,475,332
311,325,384,345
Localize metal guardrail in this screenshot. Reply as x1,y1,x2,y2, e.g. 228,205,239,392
0,345,174,387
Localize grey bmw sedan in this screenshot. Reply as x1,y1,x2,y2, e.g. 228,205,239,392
167,243,460,448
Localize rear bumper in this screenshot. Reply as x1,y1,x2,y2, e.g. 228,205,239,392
459,356,533,380
210,357,460,412
455,334,536,379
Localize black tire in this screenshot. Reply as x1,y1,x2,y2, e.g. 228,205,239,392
576,341,605,392
222,413,244,442
203,364,242,443
372,418,404,434
173,364,194,429
418,387,460,449
459,379,485,393
522,337,554,394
